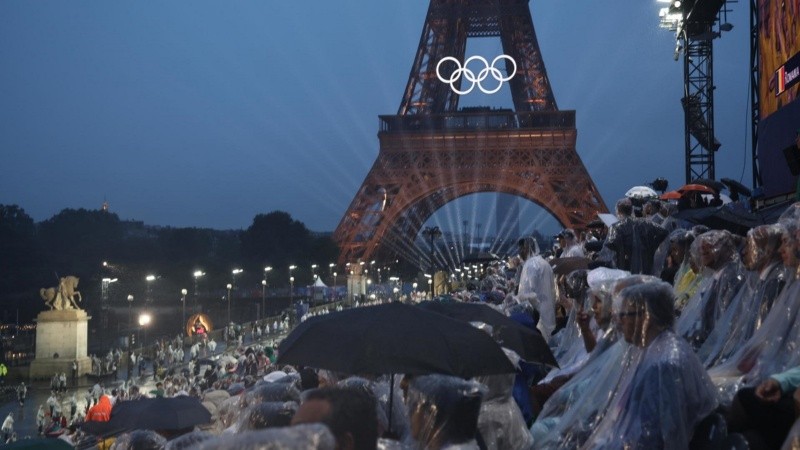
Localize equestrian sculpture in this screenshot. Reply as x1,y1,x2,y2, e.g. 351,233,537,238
40,276,82,310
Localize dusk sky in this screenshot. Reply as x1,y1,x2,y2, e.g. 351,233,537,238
0,1,751,235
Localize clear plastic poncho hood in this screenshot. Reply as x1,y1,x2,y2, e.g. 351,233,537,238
675,230,745,349
196,423,336,450
407,375,485,450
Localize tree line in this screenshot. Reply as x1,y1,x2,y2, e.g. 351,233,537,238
0,205,339,323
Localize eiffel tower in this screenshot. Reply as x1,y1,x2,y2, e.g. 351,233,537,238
334,0,607,267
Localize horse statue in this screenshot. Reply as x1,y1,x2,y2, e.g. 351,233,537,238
40,276,82,310
40,287,59,310
59,276,82,309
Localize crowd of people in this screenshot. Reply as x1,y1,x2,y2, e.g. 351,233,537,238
6,196,800,449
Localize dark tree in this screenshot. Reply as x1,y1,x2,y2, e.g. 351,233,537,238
0,204,46,288
38,208,123,274
241,211,311,269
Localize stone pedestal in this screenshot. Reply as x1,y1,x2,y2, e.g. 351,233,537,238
29,309,92,379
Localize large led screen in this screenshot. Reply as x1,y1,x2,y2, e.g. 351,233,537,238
758,0,800,197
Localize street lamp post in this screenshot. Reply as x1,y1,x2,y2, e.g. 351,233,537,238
226,283,232,325
145,274,156,304
311,264,318,300
231,268,243,290
127,294,134,330
180,288,187,334
289,265,297,303
193,270,205,310
138,313,151,354
422,226,442,297
332,272,337,301
264,266,272,320
261,280,267,321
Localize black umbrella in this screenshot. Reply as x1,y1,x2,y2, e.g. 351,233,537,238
720,177,753,197
81,396,211,436
586,219,606,229
417,301,557,367
277,302,515,378
549,257,590,276
675,206,764,235
692,178,726,193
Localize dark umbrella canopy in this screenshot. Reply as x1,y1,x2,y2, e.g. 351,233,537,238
81,396,211,436
549,257,590,276
721,177,753,197
675,206,763,235
692,178,726,192
277,302,515,378
417,301,557,367
678,183,716,194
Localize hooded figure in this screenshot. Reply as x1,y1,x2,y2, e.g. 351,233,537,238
605,198,670,274
709,218,800,403
407,375,485,450
559,229,585,258
36,405,46,434
671,231,701,310
516,236,556,339
475,373,533,450
86,395,112,422
698,224,788,368
581,282,719,449
675,230,745,350
547,270,592,370
530,275,653,448
2,413,13,441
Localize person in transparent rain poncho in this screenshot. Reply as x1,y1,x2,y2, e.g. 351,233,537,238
474,371,533,450
515,236,556,340
581,281,718,450
675,229,746,350
291,385,379,450
604,198,670,275
337,376,410,443
709,218,800,404
698,224,789,368
650,227,686,281
406,375,486,450
539,267,630,387
558,229,585,258
195,423,336,450
670,231,701,311
547,270,592,370
530,275,655,448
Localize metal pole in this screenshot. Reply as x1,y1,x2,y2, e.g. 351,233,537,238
261,281,266,321
226,284,232,325
181,289,187,334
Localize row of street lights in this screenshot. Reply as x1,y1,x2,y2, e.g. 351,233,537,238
120,263,346,336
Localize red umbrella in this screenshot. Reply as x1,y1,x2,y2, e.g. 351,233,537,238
660,191,682,200
677,184,715,194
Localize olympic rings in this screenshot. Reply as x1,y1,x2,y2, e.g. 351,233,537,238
436,55,517,95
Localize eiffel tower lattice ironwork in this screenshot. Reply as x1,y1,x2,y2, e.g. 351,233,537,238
333,0,607,266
